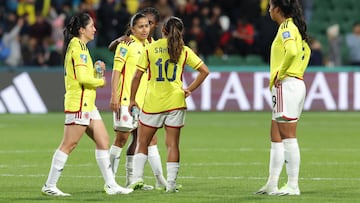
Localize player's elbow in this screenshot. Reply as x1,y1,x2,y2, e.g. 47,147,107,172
199,64,210,77
286,49,298,60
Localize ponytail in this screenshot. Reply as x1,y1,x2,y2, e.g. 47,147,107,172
163,16,184,63
62,12,91,56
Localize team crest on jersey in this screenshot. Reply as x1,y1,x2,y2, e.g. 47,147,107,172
119,47,128,57
80,54,87,63
282,31,291,39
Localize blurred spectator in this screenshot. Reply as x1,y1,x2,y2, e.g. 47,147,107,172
0,12,24,67
326,24,342,67
97,0,130,46
345,22,360,66
201,4,223,56
218,15,233,55
28,11,52,45
126,0,139,15
17,0,36,25
253,12,277,63
174,0,196,29
153,0,174,39
260,0,269,16
49,9,65,55
231,17,255,56
301,0,313,23
309,37,324,66
154,0,174,20
184,16,204,55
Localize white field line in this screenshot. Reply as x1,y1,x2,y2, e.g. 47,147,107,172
1,148,360,153
0,173,359,182
1,161,360,168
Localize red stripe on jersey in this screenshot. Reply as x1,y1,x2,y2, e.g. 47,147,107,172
119,67,126,102
146,50,151,80
72,58,76,79
180,51,188,82
78,85,84,112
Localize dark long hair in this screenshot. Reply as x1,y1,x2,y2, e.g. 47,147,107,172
124,8,160,37
142,7,160,24
124,12,147,36
163,16,184,63
62,12,92,56
271,0,310,44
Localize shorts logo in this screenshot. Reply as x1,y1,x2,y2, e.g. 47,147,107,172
80,54,87,63
122,115,129,122
119,47,128,57
282,31,291,39
84,112,90,119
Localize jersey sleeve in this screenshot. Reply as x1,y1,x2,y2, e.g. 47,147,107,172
278,25,298,80
113,42,130,72
184,46,203,70
136,48,149,72
71,43,104,87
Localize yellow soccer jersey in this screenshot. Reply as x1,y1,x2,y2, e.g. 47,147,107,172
269,18,311,89
64,37,104,112
137,38,203,113
113,35,148,107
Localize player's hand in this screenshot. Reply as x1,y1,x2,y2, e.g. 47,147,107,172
110,96,119,112
100,77,106,88
274,79,282,88
128,100,138,115
184,89,191,98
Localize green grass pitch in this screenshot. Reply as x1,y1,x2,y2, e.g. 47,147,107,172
0,112,359,203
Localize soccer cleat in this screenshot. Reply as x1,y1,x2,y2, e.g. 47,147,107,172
156,183,183,191
41,185,71,196
104,184,133,195
141,184,154,191
271,184,300,196
166,181,180,193
255,184,279,195
127,179,144,190
155,183,167,191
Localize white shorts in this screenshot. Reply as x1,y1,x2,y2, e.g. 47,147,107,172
65,109,102,126
140,109,186,128
113,105,137,132
271,77,306,123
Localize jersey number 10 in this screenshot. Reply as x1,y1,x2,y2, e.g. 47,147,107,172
155,58,177,82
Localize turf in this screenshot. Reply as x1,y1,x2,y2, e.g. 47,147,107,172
0,112,359,203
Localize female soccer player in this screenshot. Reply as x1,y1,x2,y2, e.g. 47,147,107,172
109,10,167,190
41,12,133,196
255,0,311,196
128,16,209,192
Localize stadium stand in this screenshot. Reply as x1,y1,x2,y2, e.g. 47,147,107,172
309,0,360,65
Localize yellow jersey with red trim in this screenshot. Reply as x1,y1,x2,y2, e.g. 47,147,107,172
270,18,311,89
64,37,104,112
137,38,203,113
113,35,149,107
